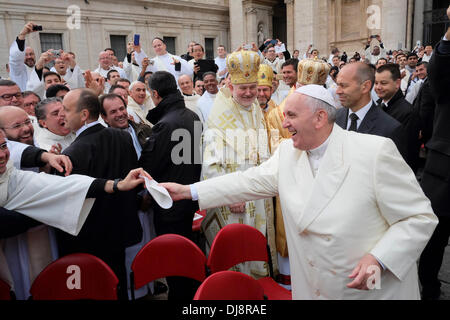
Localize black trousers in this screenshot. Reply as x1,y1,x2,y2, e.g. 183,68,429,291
418,216,450,299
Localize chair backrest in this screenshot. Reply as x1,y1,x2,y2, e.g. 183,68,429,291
194,271,265,300
30,253,119,300
207,223,270,274
131,234,207,290
0,279,12,300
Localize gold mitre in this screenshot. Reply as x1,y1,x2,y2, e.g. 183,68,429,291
257,64,273,88
297,58,330,86
226,50,260,85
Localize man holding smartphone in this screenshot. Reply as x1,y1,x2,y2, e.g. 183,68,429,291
8,22,40,91
365,35,387,65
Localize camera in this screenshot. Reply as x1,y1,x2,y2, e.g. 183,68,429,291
51,50,61,58
370,35,378,39
243,44,252,50
33,25,43,31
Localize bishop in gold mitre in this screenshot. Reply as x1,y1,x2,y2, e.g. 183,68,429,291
201,49,278,278
257,64,278,146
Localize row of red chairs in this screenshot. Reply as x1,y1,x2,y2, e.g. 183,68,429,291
0,224,291,300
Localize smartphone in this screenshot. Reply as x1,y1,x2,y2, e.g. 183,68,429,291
134,34,140,46
33,25,43,31
243,44,252,50
370,35,377,39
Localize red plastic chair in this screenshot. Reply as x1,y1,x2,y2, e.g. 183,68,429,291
0,279,13,300
30,253,119,300
207,223,292,300
194,271,265,300
192,209,206,232
130,234,207,300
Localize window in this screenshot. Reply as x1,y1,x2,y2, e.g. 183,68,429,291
110,35,127,62
205,38,215,59
163,37,176,54
40,33,63,52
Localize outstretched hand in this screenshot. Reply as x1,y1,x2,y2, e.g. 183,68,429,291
117,168,149,191
41,152,73,176
159,182,192,201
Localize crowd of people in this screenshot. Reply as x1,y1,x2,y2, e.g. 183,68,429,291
0,6,449,301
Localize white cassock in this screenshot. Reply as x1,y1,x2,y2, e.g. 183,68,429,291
134,49,193,82
50,65,85,89
94,65,127,80
8,40,34,91
34,129,75,152
0,160,96,299
182,92,201,119
127,95,155,127
194,125,438,299
214,56,227,77
196,91,217,125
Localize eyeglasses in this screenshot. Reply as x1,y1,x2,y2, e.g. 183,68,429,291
24,101,39,108
1,119,32,130
0,142,7,151
0,92,23,101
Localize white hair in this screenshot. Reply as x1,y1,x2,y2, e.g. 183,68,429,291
129,80,145,91
302,94,337,123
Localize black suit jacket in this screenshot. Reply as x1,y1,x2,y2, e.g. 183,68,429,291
58,123,142,255
378,90,420,171
336,103,408,160
139,92,201,238
378,89,412,127
421,39,450,216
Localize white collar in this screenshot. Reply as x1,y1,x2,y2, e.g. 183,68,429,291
75,120,100,137
307,133,331,161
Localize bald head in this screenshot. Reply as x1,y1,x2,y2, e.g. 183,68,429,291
0,106,34,145
178,74,194,95
62,89,101,132
336,62,374,111
98,51,111,69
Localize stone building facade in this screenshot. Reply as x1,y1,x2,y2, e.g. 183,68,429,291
0,0,448,78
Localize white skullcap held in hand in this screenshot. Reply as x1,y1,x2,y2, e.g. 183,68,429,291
295,84,336,108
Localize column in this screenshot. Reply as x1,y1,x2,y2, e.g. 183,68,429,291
381,0,408,51
229,0,245,51
413,0,425,44
285,0,295,52
293,0,314,55
245,6,258,45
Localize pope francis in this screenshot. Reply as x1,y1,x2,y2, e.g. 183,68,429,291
161,84,438,300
